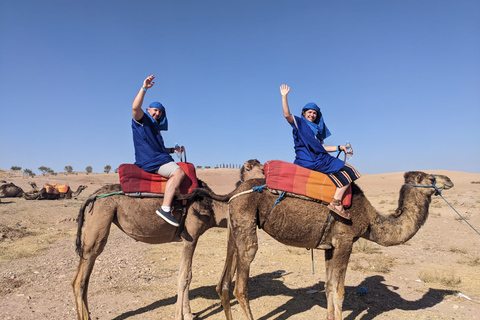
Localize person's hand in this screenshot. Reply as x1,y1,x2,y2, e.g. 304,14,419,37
143,75,155,90
280,84,290,96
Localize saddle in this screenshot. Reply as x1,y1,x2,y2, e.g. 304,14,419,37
264,160,351,207
45,184,70,194
118,162,198,197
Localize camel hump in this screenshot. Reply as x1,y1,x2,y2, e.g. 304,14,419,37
264,160,351,207
119,162,198,195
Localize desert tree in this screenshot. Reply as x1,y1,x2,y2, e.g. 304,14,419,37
38,166,53,175
64,165,73,174
104,165,111,174
23,169,35,177
85,166,93,174
10,166,22,171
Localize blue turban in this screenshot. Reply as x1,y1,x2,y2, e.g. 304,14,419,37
146,101,168,131
301,102,331,140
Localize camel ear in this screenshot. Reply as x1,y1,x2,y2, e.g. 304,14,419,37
243,161,252,171
415,173,424,183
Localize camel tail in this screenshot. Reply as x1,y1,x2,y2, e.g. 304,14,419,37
75,197,94,257
176,187,233,202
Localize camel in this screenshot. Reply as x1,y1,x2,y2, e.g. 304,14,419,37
71,159,264,320
203,171,454,320
23,185,87,200
0,182,24,198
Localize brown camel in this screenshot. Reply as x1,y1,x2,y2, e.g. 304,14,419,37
206,171,454,320
0,182,24,198
71,159,264,320
23,185,88,200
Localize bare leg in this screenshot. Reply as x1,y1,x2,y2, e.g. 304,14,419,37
163,168,185,207
329,184,349,216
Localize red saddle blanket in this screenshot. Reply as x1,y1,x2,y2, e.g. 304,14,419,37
264,160,352,207
119,162,198,195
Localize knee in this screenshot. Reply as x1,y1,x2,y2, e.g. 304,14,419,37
175,168,186,180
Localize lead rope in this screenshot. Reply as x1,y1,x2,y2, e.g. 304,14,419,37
405,175,480,236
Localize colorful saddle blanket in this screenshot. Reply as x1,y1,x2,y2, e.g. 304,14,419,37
45,184,70,194
119,162,198,195
264,160,352,207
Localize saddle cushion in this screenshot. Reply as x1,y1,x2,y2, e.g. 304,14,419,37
119,162,198,195
45,184,70,194
264,160,351,207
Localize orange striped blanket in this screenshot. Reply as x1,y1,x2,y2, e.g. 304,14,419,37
264,160,352,207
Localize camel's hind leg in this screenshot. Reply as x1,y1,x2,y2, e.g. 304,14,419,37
71,206,114,320
216,226,238,320
324,237,353,320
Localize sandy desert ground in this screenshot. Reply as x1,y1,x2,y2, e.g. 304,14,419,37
1,166,479,320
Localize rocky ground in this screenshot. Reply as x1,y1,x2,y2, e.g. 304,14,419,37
0,168,479,319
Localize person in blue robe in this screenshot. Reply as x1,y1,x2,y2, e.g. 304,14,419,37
131,74,185,227
280,84,360,219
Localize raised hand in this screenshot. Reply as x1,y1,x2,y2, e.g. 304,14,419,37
280,84,290,96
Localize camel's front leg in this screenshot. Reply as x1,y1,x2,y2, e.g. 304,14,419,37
324,237,353,320
175,237,198,320
232,222,258,320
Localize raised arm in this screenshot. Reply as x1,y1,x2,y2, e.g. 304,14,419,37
132,75,155,121
280,84,294,125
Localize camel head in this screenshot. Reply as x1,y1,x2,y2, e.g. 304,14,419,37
240,159,264,182
403,171,454,196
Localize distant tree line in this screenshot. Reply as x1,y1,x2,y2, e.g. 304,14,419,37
8,164,117,176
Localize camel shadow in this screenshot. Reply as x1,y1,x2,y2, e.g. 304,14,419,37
113,272,454,320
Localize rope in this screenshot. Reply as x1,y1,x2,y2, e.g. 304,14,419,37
438,193,480,236
260,191,286,229
404,174,480,236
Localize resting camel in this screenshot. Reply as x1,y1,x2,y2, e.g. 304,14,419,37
0,182,24,198
23,185,87,200
72,159,264,320
205,171,454,320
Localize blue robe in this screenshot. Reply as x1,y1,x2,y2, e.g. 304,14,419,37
291,116,345,174
132,113,173,173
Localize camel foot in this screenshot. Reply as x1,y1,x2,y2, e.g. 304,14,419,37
317,244,332,250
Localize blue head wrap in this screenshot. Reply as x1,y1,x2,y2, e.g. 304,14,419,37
301,102,331,140
146,101,168,131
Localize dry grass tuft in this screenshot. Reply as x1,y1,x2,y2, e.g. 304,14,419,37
350,254,395,274
352,239,381,254
449,246,468,254
418,269,461,287
457,256,480,267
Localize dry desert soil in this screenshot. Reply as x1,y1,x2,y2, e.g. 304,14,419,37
1,167,480,320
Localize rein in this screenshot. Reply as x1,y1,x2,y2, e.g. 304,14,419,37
404,174,480,236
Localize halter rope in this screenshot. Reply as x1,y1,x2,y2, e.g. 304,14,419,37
404,174,480,236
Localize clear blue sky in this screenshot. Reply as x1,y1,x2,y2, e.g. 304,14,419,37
1,0,479,174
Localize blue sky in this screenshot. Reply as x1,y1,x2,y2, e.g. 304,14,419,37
1,0,479,175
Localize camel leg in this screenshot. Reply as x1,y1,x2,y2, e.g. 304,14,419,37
72,208,114,320
175,237,198,320
324,238,353,320
216,227,238,320
231,221,258,320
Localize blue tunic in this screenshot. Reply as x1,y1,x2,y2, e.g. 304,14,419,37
132,113,173,173
291,116,345,174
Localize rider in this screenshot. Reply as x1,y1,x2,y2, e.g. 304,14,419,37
131,74,185,227
280,84,360,219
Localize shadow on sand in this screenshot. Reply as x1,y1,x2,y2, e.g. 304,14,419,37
113,272,454,320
